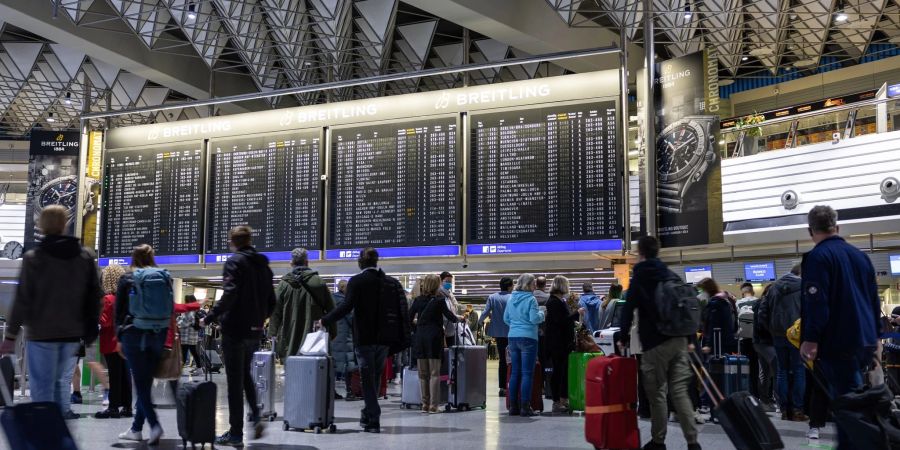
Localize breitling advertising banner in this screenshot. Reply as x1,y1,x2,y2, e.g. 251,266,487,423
25,130,81,248
653,50,723,247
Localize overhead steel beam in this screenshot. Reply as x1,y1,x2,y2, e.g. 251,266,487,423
404,0,644,73
0,0,263,114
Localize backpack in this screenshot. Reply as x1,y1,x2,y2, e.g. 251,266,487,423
737,304,755,339
653,274,701,337
375,271,409,353
129,268,174,330
768,281,801,337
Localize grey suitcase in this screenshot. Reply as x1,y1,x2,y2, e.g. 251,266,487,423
400,367,422,409
251,350,277,421
283,355,336,434
447,345,488,411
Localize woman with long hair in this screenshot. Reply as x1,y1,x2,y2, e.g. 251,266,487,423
408,274,460,413
504,273,545,417
545,275,584,413
95,264,131,419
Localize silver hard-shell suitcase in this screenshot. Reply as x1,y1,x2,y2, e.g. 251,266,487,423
251,349,277,421
401,367,422,409
283,355,336,434
447,345,487,411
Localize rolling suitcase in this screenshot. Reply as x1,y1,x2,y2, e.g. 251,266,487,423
349,367,389,399
0,374,78,450
506,360,544,412
251,347,277,421
401,351,449,409
584,355,640,450
567,352,602,411
448,345,488,411
691,352,784,450
0,355,14,407
283,355,336,434
708,328,750,396
176,371,217,448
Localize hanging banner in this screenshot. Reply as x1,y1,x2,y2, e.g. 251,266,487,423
653,50,723,247
25,130,80,248
81,130,103,248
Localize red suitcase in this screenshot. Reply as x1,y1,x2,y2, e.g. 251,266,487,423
505,360,544,412
585,355,640,449
349,355,391,399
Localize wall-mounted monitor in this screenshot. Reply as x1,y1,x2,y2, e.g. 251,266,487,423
744,262,776,282
684,266,712,284
890,255,900,276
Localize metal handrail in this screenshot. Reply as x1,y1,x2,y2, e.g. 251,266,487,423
720,95,895,134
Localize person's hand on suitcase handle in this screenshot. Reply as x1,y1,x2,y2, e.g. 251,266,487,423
800,341,818,362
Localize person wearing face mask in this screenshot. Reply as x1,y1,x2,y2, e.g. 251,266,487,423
697,278,738,356
439,271,462,346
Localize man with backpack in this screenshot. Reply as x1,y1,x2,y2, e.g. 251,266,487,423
318,247,410,433
201,226,276,446
618,236,702,450
735,283,760,399
758,263,806,422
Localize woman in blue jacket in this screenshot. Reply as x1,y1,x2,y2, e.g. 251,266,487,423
504,273,545,416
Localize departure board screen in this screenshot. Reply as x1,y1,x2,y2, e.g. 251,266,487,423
328,118,460,258
100,145,204,258
205,133,322,257
467,102,621,254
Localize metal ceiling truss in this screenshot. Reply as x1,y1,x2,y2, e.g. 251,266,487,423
546,0,900,79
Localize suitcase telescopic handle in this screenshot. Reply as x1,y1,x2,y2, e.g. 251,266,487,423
689,350,725,406
0,362,11,406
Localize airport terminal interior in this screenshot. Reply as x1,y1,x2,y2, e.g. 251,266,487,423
3,0,900,449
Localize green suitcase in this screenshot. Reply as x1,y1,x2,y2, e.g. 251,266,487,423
567,352,603,411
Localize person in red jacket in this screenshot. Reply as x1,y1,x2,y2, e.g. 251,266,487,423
96,264,130,419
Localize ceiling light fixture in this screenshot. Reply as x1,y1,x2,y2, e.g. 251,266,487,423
64,92,72,105
684,5,692,20
835,11,848,22
47,112,55,123
187,3,197,20
742,56,748,61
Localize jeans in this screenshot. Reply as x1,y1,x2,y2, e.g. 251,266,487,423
774,337,805,413
221,335,261,437
120,328,167,431
25,341,80,414
507,337,538,409
182,344,202,367
355,345,389,426
417,358,441,408
818,349,873,450
754,343,777,406
104,352,132,411
495,337,508,390
549,349,570,402
641,338,698,445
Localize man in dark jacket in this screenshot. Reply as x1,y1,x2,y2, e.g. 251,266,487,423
800,205,880,449
618,236,701,450
202,226,275,446
752,285,777,412
268,248,335,360
0,205,102,419
318,247,409,433
758,263,806,421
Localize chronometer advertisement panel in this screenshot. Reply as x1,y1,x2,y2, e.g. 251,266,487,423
648,50,724,247
25,130,81,249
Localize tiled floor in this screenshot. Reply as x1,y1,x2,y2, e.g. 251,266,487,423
2,361,833,449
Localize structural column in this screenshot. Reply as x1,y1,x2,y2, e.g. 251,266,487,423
642,0,657,237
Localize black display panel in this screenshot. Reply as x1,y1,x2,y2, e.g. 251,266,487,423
205,133,322,254
100,145,204,257
328,118,460,251
469,102,620,245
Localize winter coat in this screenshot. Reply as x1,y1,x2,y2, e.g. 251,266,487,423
331,291,356,373
479,291,511,337
702,294,738,354
268,267,336,360
579,293,602,333
504,290,545,341
545,294,579,354
322,267,410,349
619,258,679,353
99,294,118,354
759,273,801,337
205,246,276,339
410,295,458,359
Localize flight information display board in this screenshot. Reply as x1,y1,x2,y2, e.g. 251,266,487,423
205,133,322,262
467,102,622,255
328,118,461,259
100,144,203,263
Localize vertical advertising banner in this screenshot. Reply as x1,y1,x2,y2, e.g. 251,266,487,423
654,50,723,247
81,131,103,248
25,130,81,248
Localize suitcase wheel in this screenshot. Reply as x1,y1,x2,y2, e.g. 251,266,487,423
329,424,337,433
314,426,322,434
269,413,277,422
445,404,452,412
283,422,290,431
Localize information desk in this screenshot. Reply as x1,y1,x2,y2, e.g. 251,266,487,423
205,133,322,257
468,102,621,254
100,144,204,259
327,118,461,259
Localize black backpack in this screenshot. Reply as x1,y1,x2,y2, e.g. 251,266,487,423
653,273,701,337
375,271,410,353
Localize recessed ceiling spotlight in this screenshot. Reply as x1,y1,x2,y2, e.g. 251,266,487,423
742,56,748,61
64,92,72,105
187,3,197,20
684,2,692,20
47,112,55,123
835,11,848,22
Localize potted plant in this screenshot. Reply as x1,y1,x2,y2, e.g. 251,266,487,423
734,112,765,155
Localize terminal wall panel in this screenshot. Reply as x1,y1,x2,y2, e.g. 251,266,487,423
722,130,900,245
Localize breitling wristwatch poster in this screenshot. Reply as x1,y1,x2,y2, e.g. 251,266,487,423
652,50,723,247
25,130,81,248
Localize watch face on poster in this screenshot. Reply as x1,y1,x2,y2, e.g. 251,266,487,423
38,176,79,211
657,121,705,182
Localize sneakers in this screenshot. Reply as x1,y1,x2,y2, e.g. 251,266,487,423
148,425,163,446
807,427,820,439
694,411,706,424
642,442,667,450
118,429,143,441
120,408,134,418
70,392,82,405
551,401,569,414
94,408,120,419
215,432,243,447
334,391,344,400
429,406,442,414
498,388,506,397
102,389,110,406
420,404,430,414
698,406,710,415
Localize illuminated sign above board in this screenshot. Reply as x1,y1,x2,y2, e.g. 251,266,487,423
720,89,878,130
684,266,712,284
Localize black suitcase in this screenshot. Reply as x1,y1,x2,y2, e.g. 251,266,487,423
0,355,14,407
0,368,78,450
176,370,217,448
691,352,783,450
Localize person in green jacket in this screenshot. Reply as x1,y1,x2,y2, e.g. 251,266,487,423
268,248,336,360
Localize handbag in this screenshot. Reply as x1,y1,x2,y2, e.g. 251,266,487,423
575,326,602,353
299,330,329,356
154,337,182,379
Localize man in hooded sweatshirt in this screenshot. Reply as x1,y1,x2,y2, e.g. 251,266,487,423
579,283,602,334
268,248,336,361
201,226,276,446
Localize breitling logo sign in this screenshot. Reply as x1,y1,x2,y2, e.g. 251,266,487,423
148,120,233,140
